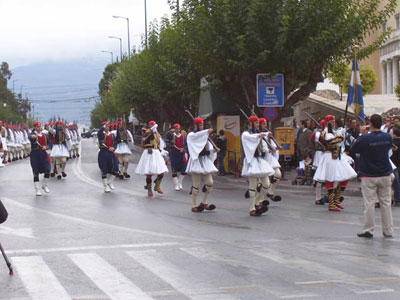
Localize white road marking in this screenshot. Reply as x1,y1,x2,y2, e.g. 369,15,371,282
356,289,394,294
181,247,320,299
69,253,153,300
251,249,387,293
127,249,232,300
0,226,35,239
11,256,72,300
279,294,320,299
2,197,199,241
301,241,400,277
5,242,181,255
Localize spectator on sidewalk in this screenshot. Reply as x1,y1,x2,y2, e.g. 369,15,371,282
391,128,400,206
216,130,227,176
296,120,313,161
381,117,393,135
350,114,394,238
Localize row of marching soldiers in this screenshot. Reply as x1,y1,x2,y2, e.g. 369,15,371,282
21,121,81,196
109,116,282,216
0,121,32,166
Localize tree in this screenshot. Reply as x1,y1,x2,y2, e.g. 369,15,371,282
92,0,397,126
178,0,396,113
328,63,378,97
327,62,348,101
0,62,31,123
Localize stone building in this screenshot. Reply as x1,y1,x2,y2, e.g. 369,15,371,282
362,1,400,94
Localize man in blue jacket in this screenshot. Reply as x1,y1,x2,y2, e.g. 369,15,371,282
350,114,394,238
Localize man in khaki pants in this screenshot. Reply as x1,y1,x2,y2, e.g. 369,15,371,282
350,114,394,238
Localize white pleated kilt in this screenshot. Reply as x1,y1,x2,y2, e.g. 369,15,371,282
115,142,132,155
185,156,218,174
50,144,69,158
312,150,324,168
265,153,281,169
135,149,168,175
241,157,275,177
313,152,357,182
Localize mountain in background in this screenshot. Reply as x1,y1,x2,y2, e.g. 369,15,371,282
9,58,108,125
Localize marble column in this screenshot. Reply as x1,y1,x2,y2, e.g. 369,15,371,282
387,59,393,94
381,61,387,94
393,57,400,92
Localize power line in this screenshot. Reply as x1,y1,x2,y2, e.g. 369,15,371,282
22,83,98,90
28,96,100,103
27,88,98,96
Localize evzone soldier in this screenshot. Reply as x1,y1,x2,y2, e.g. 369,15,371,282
241,116,275,216
313,115,357,211
29,121,51,196
259,118,282,203
15,125,23,160
6,124,16,162
49,121,70,180
169,123,187,191
22,123,31,158
73,123,81,158
65,124,74,159
135,121,168,196
97,122,119,193
0,121,8,165
185,117,219,212
114,121,134,179
313,119,326,205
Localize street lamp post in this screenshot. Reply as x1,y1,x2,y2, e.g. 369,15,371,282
113,16,131,59
144,0,148,48
101,51,114,64
12,80,18,94
108,36,123,62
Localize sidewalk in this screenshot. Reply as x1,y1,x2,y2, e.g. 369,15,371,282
214,168,362,197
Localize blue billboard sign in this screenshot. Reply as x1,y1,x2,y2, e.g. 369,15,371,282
257,74,284,107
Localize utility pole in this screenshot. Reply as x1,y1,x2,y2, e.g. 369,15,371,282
144,0,148,48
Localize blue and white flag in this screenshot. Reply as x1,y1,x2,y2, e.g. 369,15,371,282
347,59,365,123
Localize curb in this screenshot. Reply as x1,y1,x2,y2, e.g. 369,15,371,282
213,175,362,197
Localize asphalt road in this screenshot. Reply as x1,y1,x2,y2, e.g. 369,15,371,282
1,139,400,300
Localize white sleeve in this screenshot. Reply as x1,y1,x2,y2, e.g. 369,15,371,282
241,131,262,161
187,130,209,160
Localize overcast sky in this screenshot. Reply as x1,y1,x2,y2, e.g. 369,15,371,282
0,0,172,68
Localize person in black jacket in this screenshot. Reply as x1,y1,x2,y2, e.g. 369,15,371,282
391,128,400,206
216,130,227,175
350,114,394,238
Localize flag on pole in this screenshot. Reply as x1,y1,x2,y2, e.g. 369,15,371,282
347,59,365,123
128,110,134,123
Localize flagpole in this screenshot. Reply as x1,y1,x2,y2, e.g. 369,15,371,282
344,45,359,127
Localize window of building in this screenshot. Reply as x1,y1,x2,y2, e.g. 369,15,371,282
396,14,400,29
382,21,387,32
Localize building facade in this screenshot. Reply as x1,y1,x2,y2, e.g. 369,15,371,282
361,2,400,94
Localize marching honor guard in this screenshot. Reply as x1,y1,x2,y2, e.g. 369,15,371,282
114,121,134,179
168,123,187,191
313,120,326,205
0,121,8,165
97,122,119,193
49,120,70,180
241,116,275,216
7,124,16,162
135,121,168,196
259,118,282,203
313,115,357,211
22,123,31,158
186,117,219,212
29,122,51,196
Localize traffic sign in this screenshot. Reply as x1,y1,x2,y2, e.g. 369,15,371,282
263,107,278,121
257,74,284,107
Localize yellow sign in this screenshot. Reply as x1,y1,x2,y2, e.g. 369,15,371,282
274,127,294,156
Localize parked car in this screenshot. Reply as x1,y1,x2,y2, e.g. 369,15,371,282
81,129,98,138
